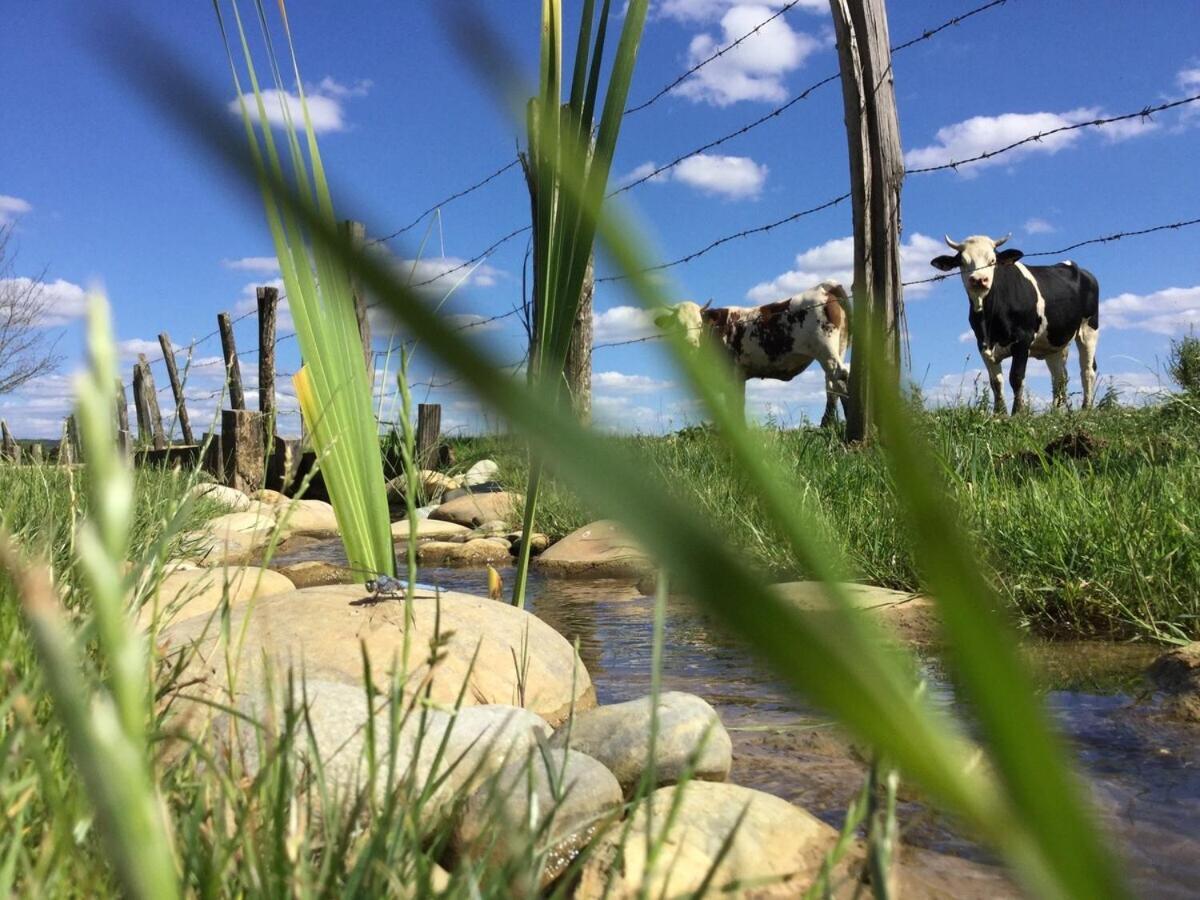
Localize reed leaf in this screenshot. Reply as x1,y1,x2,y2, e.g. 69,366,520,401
214,0,394,579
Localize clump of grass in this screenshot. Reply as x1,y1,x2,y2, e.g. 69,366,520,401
1168,332,1200,395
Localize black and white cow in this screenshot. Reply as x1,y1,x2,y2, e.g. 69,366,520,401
931,234,1099,414
655,280,851,426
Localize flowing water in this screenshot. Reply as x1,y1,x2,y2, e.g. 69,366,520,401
270,543,1200,897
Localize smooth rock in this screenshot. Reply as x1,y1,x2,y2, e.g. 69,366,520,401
773,581,939,647
180,509,280,566
276,498,340,537
552,691,731,794
469,520,510,538
461,459,500,487
391,518,473,542
221,680,551,826
454,747,622,869
275,560,357,589
1148,642,1200,722
536,520,652,579
139,565,295,629
577,781,835,899
189,482,252,512
387,470,461,502
417,538,511,566
159,585,594,727
509,532,551,556
431,492,523,529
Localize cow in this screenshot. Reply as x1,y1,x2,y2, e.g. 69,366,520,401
930,233,1099,414
654,280,851,427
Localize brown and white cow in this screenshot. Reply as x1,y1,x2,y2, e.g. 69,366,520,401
655,280,851,426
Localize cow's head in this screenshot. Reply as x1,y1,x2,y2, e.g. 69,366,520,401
654,301,707,348
930,234,1024,312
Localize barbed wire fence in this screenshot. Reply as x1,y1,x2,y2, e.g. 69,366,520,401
98,0,1200,442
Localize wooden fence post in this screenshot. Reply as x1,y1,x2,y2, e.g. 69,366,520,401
222,409,265,493
158,332,195,445
257,286,278,440
416,403,442,469
564,255,594,424
1,420,20,464
115,378,131,458
58,417,76,466
344,220,372,371
830,0,906,444
133,355,167,450
217,312,246,411
29,442,42,464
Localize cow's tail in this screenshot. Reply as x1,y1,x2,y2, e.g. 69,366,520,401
821,280,852,356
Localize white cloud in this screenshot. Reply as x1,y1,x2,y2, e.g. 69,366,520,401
593,305,657,342
746,232,945,303
394,257,503,291
0,195,32,226
906,106,1157,175
958,330,975,344
1101,284,1200,335
1179,67,1200,89
117,338,174,360
593,371,674,394
228,77,370,134
674,154,768,199
1024,217,1056,235
0,277,89,326
657,0,826,23
222,256,280,273
622,153,767,199
672,4,822,107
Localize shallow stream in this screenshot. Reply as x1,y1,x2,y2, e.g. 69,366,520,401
269,542,1200,897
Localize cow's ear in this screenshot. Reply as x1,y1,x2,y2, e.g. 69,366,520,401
997,248,1024,265
930,254,960,272
653,313,674,330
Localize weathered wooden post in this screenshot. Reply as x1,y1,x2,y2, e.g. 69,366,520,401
58,416,76,466
29,442,43,464
133,355,167,450
830,0,906,444
1,420,20,464
158,332,195,445
344,220,372,371
416,403,442,469
221,409,265,493
257,286,278,435
217,312,246,411
115,378,131,458
564,256,594,424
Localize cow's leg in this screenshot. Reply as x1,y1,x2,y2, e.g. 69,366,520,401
730,369,747,423
982,354,1006,414
1045,345,1070,408
815,343,850,428
1075,319,1099,409
1009,346,1031,415
819,375,839,428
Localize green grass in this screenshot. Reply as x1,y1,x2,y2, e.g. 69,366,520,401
448,398,1200,642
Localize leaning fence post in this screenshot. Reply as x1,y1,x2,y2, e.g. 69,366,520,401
416,403,442,469
158,332,195,445
58,417,76,466
134,354,167,450
257,286,278,440
1,420,19,464
218,311,246,411
344,220,372,372
115,378,131,458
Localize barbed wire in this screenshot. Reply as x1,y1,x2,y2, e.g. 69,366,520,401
907,92,1200,175
594,334,663,350
597,192,850,283
611,0,1010,197
369,157,522,245
625,0,808,116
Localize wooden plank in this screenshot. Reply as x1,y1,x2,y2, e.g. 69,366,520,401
415,403,442,469
344,220,372,371
217,312,246,411
158,332,194,444
137,354,167,450
830,0,906,444
257,286,279,435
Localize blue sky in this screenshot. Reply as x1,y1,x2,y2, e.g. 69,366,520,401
3,0,1199,437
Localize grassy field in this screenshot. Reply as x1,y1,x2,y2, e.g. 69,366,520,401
451,395,1200,642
